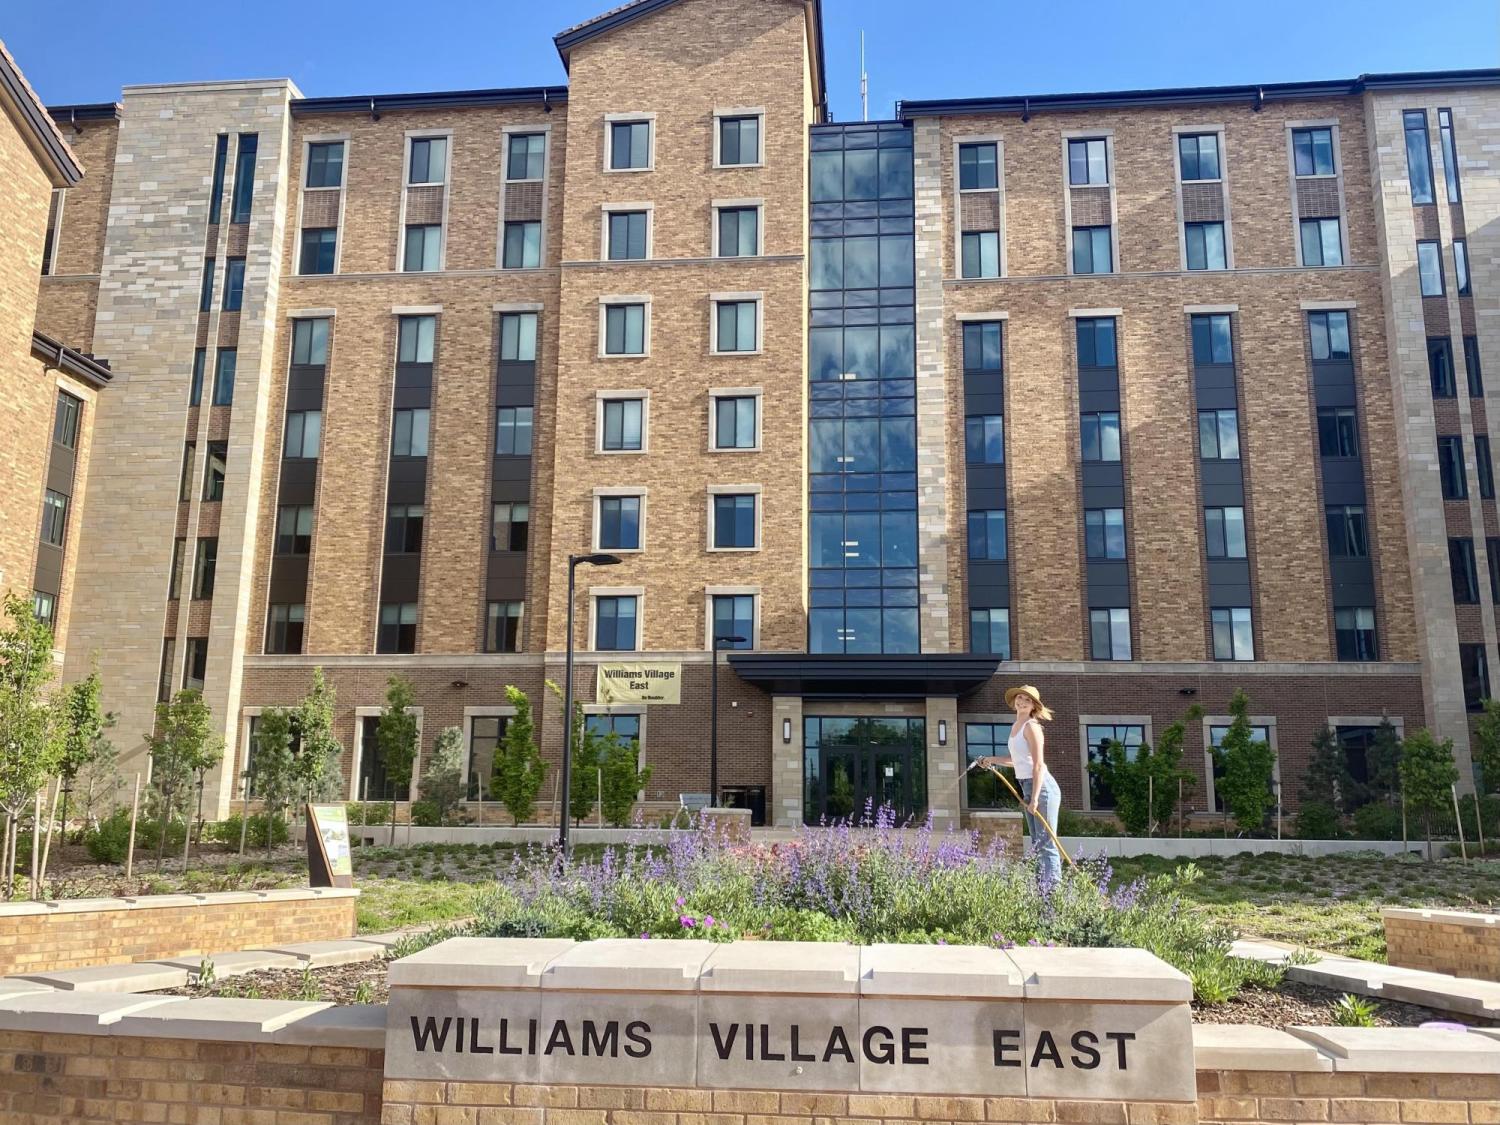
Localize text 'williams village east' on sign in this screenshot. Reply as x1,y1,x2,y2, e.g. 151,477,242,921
595,661,682,705
383,938,1197,1102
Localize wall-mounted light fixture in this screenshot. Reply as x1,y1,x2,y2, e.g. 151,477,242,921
782,717,792,744
1178,687,1197,697
451,680,469,690
938,719,949,746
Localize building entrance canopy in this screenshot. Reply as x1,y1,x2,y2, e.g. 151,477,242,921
726,653,999,698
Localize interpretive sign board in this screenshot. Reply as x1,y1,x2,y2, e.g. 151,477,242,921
306,803,354,889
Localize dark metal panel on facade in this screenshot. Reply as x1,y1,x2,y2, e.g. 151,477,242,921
1085,559,1131,607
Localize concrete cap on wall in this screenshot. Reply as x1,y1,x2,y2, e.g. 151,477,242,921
1290,1026,1500,1072
1005,946,1193,1002
858,943,1024,998
542,938,716,991
0,992,184,1033
390,937,575,989
112,997,334,1042
1194,1024,1332,1071
700,940,861,994
1383,906,1500,925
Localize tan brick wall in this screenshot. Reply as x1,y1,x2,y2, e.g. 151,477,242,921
0,1031,383,1124
0,892,355,976
1385,910,1500,982
1196,1069,1500,1124
47,371,100,657
34,116,116,351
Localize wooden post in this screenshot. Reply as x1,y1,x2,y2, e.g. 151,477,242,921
1147,774,1154,837
124,774,141,879
0,814,10,898
1177,777,1183,838
597,768,604,828
37,781,60,888
1401,792,1408,853
1451,784,1468,864
1474,790,1487,857
30,789,42,899
551,773,560,828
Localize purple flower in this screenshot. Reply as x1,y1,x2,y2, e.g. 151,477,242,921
640,933,650,940
679,915,696,928
675,896,685,907
704,915,715,927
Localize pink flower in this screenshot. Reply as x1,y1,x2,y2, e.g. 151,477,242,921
675,897,685,907
679,915,696,928
640,933,650,939
704,915,716,927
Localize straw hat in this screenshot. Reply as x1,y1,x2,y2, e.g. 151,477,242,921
1004,684,1054,722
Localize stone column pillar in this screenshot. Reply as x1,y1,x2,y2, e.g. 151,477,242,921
770,695,803,827
924,695,961,830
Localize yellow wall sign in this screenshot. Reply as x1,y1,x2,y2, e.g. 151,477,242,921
596,661,682,705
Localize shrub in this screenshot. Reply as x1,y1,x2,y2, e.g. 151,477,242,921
203,814,289,849
345,802,392,827
85,808,184,864
1351,802,1402,840
1294,802,1343,840
1085,708,1199,834
410,799,442,827
1057,808,1120,837
1331,993,1378,1027
1213,690,1278,834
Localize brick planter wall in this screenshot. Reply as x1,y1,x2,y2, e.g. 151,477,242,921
1384,907,1500,981
1197,1069,1500,1123
0,887,358,976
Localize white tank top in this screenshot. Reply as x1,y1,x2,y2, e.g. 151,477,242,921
1008,720,1036,780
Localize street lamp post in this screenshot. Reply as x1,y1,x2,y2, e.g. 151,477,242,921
709,633,747,808
560,553,621,855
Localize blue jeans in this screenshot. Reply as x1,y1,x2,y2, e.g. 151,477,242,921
1021,774,1063,886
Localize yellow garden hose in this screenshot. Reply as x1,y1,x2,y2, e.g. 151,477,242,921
968,760,1076,868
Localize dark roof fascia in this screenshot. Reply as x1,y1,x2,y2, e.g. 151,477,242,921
46,103,122,123
292,86,568,116
898,69,1500,119
727,652,1000,699
31,331,112,389
810,0,828,122
0,53,83,184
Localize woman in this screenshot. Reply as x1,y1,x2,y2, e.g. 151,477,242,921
980,684,1062,885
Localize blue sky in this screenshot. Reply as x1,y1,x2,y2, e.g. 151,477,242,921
6,0,1496,119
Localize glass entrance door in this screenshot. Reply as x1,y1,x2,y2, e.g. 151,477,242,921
803,716,927,824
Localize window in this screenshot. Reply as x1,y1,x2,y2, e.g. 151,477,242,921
1178,133,1220,181
40,489,68,547
203,442,226,501
1490,539,1500,602
1438,436,1467,499
958,142,997,190
1308,311,1351,360
192,537,217,599
491,502,529,552
292,318,329,365
183,637,208,691
466,715,509,801
266,604,304,654
276,505,313,555
1068,137,1109,185
496,407,534,455
212,349,236,406
718,116,760,166
1085,508,1126,560
1430,338,1456,398
713,395,757,450
1300,219,1343,267
1478,435,1495,500
1081,412,1121,462
1438,108,1461,204
1191,314,1233,365
1462,643,1489,711
378,603,417,654
1076,318,1117,367
169,538,186,599
966,509,1007,561
603,303,646,355
1196,410,1240,462
1326,505,1369,558
609,120,651,170
594,595,638,650
180,443,196,501
712,493,757,549
1455,240,1471,296
961,231,1000,278
222,257,245,310
1467,336,1484,397
1292,127,1335,176
1085,724,1145,809
208,134,229,224
403,224,442,271
283,410,322,459
969,608,1011,658
305,141,344,188
506,133,545,181
597,495,642,551
485,601,524,652
1204,507,1248,559
585,712,640,749
199,258,215,311
1450,537,1479,604
711,594,755,648
714,299,758,353
1317,408,1359,459
1211,607,1255,661
185,348,205,407
500,313,538,362
502,220,541,269
605,210,647,261
1335,607,1377,662
965,414,1003,464
53,392,80,450
392,408,430,457
1208,723,1273,811
963,322,1002,374
1072,226,1112,274
398,314,436,364
230,134,258,222
385,504,424,554
32,591,55,628
1185,222,1227,270
717,207,759,257
600,398,643,451
1089,608,1131,661
158,639,176,703
1403,110,1435,205
964,721,1015,807
299,228,336,275
408,136,447,184
1417,241,1444,296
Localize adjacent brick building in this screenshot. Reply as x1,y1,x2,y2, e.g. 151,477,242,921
21,0,1500,827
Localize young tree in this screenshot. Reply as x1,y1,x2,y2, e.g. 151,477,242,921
146,689,223,869
492,685,547,825
1398,728,1459,859
0,594,63,894
1298,725,1353,838
292,668,344,804
599,732,652,827
74,719,120,835
56,667,106,838
1365,718,1404,806
545,680,600,825
1472,698,1500,796
419,727,466,827
251,707,297,857
1087,707,1200,834
376,676,418,845
1212,689,1278,835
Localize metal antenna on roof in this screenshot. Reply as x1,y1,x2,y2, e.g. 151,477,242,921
860,31,868,122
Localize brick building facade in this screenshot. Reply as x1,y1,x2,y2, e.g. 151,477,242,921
18,0,1500,827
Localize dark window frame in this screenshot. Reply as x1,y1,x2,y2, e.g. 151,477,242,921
1177,133,1221,181
1084,507,1127,560
485,600,524,652
377,602,417,654
305,140,344,189
1317,407,1359,459
40,489,68,547
1071,225,1113,274
299,228,337,275
1450,537,1480,604
229,134,258,224
1417,240,1445,297
594,594,639,651
958,141,998,190
1334,606,1378,662
495,406,534,456
53,392,81,449
1430,338,1457,398
491,502,530,552
597,495,642,552
502,220,542,268
1210,606,1255,661
275,505,313,556
192,537,218,600
266,603,305,655
1403,109,1435,205
1325,504,1369,559
384,503,425,555
202,442,227,502
1089,607,1132,661
1438,108,1461,204
968,607,1011,658
717,115,761,168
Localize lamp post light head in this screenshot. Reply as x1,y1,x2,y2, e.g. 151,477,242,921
573,552,622,568
713,634,748,650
